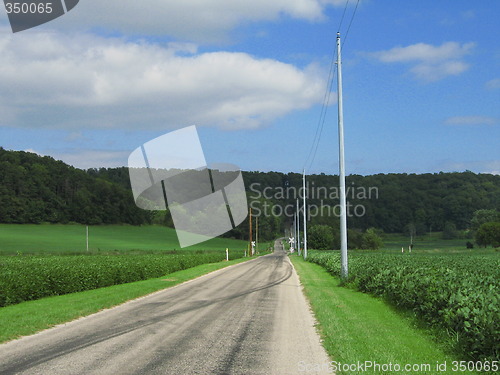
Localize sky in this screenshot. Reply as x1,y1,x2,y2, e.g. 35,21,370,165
0,0,499,175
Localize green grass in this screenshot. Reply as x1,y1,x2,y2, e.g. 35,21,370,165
0,257,252,344
0,223,251,254
381,232,477,253
291,256,479,375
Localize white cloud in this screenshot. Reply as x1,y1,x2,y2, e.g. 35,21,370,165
46,0,345,42
411,60,469,82
486,78,500,90
375,42,474,63
48,149,130,169
0,31,326,130
440,160,500,175
444,116,498,126
370,42,475,82
24,148,44,156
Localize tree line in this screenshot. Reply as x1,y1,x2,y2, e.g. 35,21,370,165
1,148,499,243
243,170,500,234
0,148,149,225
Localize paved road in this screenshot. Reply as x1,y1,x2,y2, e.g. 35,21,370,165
0,241,331,374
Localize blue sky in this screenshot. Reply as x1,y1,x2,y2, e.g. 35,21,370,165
0,0,499,175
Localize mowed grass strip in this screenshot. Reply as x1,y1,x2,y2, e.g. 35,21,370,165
0,257,251,344
291,256,478,375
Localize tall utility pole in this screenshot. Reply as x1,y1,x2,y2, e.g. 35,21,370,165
249,207,253,256
302,170,308,259
337,32,348,279
296,198,301,256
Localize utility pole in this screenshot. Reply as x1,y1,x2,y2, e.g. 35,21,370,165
296,198,301,256
337,32,348,279
293,214,296,253
249,207,253,256
303,169,308,259
256,216,259,254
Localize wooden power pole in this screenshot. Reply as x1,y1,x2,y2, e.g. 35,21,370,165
249,207,253,256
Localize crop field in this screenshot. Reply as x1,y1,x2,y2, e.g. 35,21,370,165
306,250,499,362
0,224,265,309
0,252,240,307
0,224,252,254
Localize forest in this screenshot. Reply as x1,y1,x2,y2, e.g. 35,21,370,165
0,148,149,225
1,148,499,242
244,170,500,234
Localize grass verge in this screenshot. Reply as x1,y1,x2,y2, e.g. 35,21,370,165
0,257,252,344
290,255,479,375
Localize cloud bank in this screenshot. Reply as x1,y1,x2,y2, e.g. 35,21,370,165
46,0,345,42
0,31,326,130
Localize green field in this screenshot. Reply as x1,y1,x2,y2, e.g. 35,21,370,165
380,232,477,253
0,224,273,306
292,256,479,375
305,250,499,364
0,224,255,254
0,223,268,343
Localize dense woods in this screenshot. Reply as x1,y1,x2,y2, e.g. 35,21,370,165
244,170,500,235
1,148,499,240
0,148,149,225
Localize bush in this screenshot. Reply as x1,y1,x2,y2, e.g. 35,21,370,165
308,225,334,250
347,229,363,249
362,228,384,250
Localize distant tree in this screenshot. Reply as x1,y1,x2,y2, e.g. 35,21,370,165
308,225,334,250
362,228,384,250
466,241,474,249
442,222,458,240
470,209,500,231
475,222,500,248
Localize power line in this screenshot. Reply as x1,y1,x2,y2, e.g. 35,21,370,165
342,0,360,48
338,0,351,32
304,0,346,171
304,48,337,171
303,0,361,173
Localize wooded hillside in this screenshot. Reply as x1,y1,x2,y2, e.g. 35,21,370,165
0,148,149,225
1,148,499,237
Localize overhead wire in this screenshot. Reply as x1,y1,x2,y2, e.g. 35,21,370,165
303,48,338,171
342,0,360,48
303,0,360,173
338,0,351,33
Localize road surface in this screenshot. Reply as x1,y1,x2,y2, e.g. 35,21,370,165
0,241,331,374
